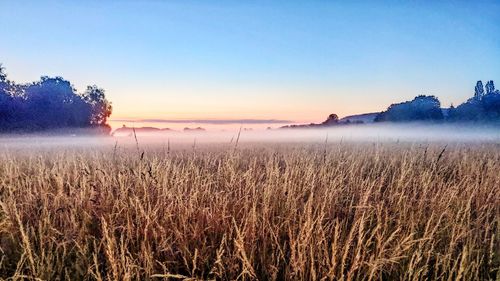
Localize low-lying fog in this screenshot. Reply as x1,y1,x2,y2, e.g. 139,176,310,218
0,123,499,150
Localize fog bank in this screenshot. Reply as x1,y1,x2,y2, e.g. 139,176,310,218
0,123,498,151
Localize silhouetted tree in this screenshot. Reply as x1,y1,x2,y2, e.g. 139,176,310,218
485,80,495,95
449,80,500,122
447,104,456,119
0,64,6,82
0,64,10,96
0,64,112,133
474,81,485,100
451,102,483,121
321,113,339,125
83,85,112,126
24,77,78,128
375,95,444,122
482,92,500,119
0,66,22,130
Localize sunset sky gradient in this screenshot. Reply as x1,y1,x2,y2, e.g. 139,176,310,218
1,1,499,128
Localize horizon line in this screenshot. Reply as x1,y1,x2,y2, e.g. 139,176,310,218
110,118,295,125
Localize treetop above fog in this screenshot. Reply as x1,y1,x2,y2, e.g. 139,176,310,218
0,64,112,133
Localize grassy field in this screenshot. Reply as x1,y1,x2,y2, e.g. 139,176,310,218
0,142,499,280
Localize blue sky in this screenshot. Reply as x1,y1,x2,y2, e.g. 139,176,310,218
1,0,499,125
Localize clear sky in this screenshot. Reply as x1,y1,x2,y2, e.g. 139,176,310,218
1,1,499,127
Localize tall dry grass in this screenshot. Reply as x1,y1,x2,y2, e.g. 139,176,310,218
0,143,499,280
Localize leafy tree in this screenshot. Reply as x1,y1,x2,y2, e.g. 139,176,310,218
0,64,10,96
375,95,443,122
0,64,7,82
449,80,500,122
485,80,495,95
474,81,485,100
0,64,112,133
0,64,19,129
321,113,339,125
451,101,483,121
482,85,500,119
83,85,112,126
24,77,81,128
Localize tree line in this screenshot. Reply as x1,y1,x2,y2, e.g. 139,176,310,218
0,64,112,133
374,80,500,123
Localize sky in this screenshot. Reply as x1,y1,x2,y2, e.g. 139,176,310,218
1,0,499,129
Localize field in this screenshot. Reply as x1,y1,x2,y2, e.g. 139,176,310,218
0,141,499,280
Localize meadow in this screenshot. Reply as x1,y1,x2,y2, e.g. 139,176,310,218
0,140,498,280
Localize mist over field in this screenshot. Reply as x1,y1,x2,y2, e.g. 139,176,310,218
0,123,498,151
